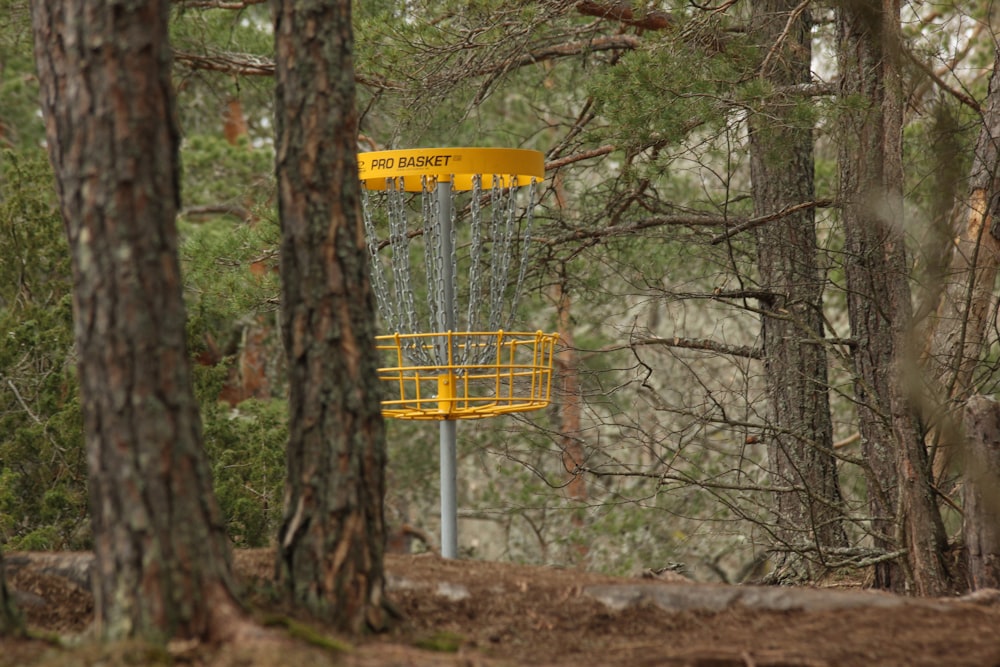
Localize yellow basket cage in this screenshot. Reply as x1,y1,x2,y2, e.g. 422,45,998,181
377,330,558,420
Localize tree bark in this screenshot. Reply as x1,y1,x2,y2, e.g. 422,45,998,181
924,46,1000,473
273,0,392,632
962,396,1000,589
836,0,950,595
32,0,245,640
749,0,847,572
556,275,587,503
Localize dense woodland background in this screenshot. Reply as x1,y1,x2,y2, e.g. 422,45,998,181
3,0,1000,623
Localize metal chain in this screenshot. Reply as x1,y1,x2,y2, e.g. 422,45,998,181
362,188,397,332
389,178,431,365
364,169,538,368
486,175,505,335
463,175,485,365
446,180,467,366
386,180,410,333
497,177,518,329
507,177,537,331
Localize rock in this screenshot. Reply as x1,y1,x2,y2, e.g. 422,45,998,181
4,551,95,591
584,583,954,614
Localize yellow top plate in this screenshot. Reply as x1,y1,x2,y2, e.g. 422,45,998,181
358,147,545,192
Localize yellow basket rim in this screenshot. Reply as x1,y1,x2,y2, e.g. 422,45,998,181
359,147,545,192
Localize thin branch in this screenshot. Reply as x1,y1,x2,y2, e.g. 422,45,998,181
757,0,810,78
578,465,793,494
833,432,860,449
780,81,836,97
629,336,762,360
545,144,616,170
173,49,404,93
905,47,981,113
5,379,42,425
175,33,639,91
174,0,266,8
710,198,834,244
490,35,641,73
537,213,734,246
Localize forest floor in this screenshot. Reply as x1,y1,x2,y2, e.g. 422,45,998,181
3,548,1000,666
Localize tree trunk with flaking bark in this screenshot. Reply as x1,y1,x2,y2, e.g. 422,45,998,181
924,47,1000,479
273,0,392,633
962,395,1000,590
31,0,245,640
837,0,951,595
749,0,847,572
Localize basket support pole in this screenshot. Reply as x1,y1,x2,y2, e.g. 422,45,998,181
440,419,458,558
437,181,459,559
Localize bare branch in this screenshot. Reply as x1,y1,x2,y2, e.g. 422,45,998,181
578,465,791,494
710,199,834,245
545,144,616,170
175,34,638,92
537,213,734,246
174,50,399,94
174,0,266,9
5,378,42,425
174,50,273,77
905,47,981,113
629,336,762,360
780,81,836,97
757,0,810,79
495,35,641,72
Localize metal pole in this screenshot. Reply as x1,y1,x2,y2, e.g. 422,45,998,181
437,181,459,558
439,419,458,558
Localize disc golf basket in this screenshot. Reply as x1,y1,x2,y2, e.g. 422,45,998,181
360,147,557,558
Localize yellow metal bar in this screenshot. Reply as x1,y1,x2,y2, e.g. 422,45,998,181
358,147,545,192
376,330,559,420
437,372,456,415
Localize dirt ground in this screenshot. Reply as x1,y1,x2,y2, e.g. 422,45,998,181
4,549,1000,667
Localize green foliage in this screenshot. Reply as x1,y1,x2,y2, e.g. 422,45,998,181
0,151,86,550
0,152,70,309
201,398,287,547
179,197,286,550
180,214,280,358
170,4,274,143
0,149,284,552
0,0,45,148
180,134,274,208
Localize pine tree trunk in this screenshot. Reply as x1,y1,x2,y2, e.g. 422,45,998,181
273,0,391,633
749,0,847,572
962,396,1000,589
924,47,1000,483
32,0,244,640
926,47,1000,403
836,0,950,595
